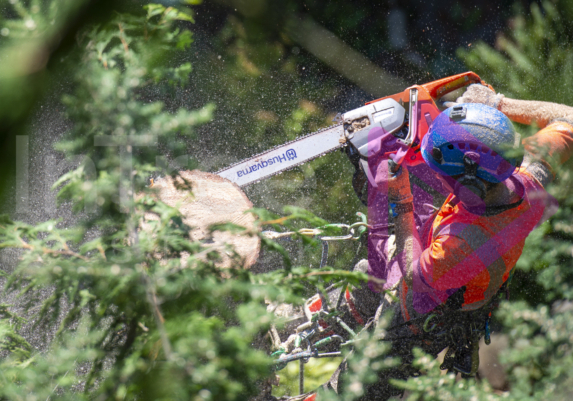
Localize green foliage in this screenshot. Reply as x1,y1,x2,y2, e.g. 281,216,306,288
495,301,573,399
393,300,573,401
333,313,397,401
273,314,395,399
0,0,90,124
0,5,373,396
275,357,343,397
0,2,374,399
306,313,396,401
458,1,573,106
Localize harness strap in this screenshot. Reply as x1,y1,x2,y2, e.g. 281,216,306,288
467,198,524,216
385,281,509,376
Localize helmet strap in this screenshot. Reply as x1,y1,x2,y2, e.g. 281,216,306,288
453,152,487,209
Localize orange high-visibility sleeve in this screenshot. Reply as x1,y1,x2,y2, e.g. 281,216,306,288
522,121,573,169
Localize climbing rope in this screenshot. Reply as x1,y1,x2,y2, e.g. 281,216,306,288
265,213,370,396
262,212,368,242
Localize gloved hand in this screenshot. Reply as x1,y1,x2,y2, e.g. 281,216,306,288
375,159,413,204
456,84,505,109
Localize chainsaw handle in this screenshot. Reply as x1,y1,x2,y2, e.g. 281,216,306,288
421,71,492,100
366,71,493,106
362,72,494,167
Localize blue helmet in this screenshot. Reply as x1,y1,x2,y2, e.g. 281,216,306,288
421,103,522,184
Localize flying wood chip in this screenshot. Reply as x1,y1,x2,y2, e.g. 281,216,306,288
147,170,260,268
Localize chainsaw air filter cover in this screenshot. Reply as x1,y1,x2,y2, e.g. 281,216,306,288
345,98,406,158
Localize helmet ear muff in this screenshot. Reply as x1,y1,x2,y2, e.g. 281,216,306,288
453,152,487,206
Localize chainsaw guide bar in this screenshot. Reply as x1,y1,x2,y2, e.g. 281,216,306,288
216,123,345,187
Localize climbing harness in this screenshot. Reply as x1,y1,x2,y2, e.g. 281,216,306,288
263,211,511,399
383,281,509,378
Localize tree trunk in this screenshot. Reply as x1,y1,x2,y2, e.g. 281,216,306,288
148,170,260,268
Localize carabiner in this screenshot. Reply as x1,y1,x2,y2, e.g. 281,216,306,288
349,222,368,239
319,224,353,241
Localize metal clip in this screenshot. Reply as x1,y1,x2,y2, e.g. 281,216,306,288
319,224,352,241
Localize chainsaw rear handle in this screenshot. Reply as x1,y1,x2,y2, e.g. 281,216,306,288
419,71,493,102
366,71,493,107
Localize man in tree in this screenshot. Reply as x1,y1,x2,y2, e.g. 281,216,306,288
301,84,573,400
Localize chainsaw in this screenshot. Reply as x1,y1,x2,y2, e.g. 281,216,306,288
217,72,492,187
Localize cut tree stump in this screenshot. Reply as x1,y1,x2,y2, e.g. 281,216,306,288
147,170,260,268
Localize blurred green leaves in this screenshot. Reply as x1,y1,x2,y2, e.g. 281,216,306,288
0,2,288,399
0,9,373,393
0,0,85,121
458,1,573,106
